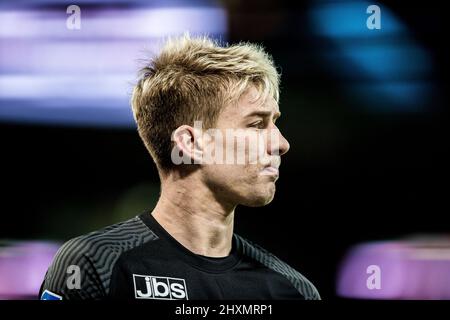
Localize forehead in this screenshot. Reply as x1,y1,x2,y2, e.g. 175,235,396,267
218,86,279,123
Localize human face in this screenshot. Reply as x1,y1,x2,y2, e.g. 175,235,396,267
201,86,290,207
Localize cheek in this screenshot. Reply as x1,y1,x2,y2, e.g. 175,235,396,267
232,165,259,185
206,164,251,182
203,163,261,193
218,165,260,190
230,132,267,165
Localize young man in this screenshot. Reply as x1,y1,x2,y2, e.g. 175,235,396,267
39,35,320,300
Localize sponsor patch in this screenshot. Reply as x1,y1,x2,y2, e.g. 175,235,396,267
133,274,188,300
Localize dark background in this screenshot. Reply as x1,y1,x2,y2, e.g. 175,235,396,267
1,0,448,299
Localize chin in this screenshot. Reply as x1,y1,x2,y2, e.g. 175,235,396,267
241,186,276,207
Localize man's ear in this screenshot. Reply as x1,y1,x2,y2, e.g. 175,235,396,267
171,125,204,165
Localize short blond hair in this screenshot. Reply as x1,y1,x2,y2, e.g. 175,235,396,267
131,34,280,171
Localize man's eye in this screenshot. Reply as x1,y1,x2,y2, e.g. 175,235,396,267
249,121,264,128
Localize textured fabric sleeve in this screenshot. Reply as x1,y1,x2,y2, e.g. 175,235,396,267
39,237,106,300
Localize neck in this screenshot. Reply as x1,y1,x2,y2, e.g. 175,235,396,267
151,172,236,258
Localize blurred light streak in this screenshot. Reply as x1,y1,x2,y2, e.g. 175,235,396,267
337,235,450,299
0,2,227,127
0,240,60,299
308,0,433,112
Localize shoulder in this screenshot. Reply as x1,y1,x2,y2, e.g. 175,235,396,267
234,234,321,300
40,216,158,300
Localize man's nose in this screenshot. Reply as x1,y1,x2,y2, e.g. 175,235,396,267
267,127,290,156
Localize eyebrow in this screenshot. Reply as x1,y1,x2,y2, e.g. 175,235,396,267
244,110,281,120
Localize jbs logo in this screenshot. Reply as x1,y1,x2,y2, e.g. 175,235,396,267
132,274,188,300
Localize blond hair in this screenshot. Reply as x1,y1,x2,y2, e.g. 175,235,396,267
131,34,280,171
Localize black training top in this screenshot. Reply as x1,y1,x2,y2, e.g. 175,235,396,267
39,212,320,300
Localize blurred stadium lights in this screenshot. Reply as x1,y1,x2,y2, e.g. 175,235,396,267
337,235,450,299
0,0,227,127
308,0,433,112
0,241,60,299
